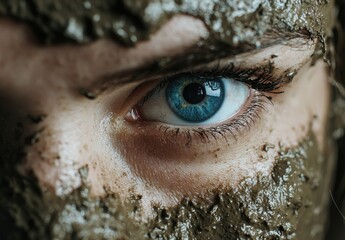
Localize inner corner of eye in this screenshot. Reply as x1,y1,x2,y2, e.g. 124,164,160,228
122,81,161,122
125,74,252,127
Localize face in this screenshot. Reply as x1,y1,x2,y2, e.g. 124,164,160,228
0,0,338,239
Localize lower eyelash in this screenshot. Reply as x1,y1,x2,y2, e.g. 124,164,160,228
154,91,272,147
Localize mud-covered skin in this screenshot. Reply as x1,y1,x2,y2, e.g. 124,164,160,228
0,126,333,239
148,134,334,240
0,0,334,46
0,105,145,239
0,1,336,239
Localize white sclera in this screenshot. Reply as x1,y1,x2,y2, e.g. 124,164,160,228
140,77,250,126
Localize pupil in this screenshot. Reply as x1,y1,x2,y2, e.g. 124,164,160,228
183,83,206,104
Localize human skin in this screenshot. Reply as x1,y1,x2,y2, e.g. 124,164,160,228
0,1,338,240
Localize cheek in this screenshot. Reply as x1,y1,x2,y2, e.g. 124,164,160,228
147,133,334,240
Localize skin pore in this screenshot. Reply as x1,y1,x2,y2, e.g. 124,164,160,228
0,0,339,239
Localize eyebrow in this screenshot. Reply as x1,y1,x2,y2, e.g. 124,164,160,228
79,28,311,99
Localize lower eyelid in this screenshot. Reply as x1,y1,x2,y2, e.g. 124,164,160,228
124,89,272,147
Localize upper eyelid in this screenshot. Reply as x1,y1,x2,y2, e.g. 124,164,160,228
139,50,307,97
133,55,299,92
132,39,317,110
82,39,313,99
123,40,314,84
121,45,312,115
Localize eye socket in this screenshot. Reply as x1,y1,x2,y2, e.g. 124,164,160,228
129,74,251,126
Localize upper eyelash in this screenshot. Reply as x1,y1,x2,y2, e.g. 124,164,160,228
205,62,285,93
140,61,285,106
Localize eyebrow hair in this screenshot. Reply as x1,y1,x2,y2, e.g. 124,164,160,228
79,28,311,99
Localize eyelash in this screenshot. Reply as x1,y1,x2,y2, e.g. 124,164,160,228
128,62,284,145
140,62,283,104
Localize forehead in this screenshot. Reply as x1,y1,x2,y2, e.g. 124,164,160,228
0,0,333,46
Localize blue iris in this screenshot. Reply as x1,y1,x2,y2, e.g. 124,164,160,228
166,75,225,123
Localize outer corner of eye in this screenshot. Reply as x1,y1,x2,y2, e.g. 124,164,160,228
125,74,252,127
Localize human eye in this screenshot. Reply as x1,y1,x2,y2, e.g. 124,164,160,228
124,62,285,144
105,40,316,195
136,73,250,126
